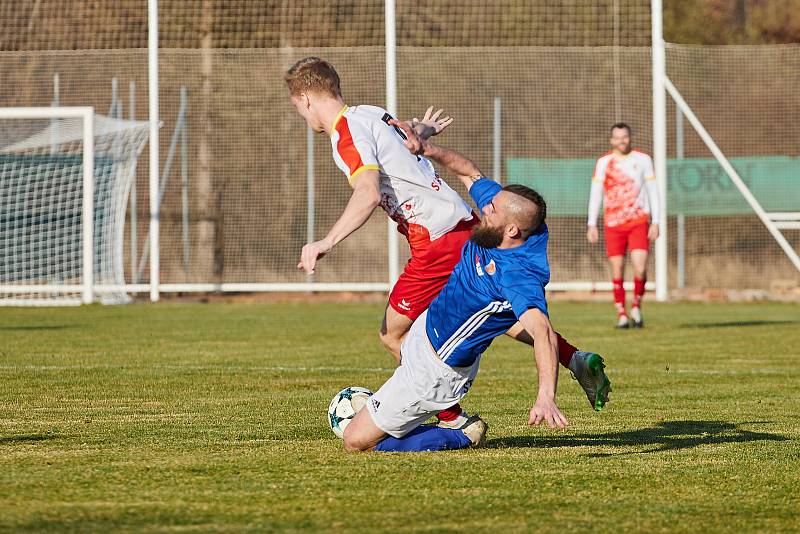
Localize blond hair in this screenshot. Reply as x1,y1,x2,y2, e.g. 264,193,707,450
284,57,342,98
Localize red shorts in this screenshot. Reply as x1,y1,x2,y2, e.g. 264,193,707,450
389,217,478,320
604,220,649,257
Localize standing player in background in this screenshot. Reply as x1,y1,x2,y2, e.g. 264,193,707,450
587,123,661,328
284,57,609,426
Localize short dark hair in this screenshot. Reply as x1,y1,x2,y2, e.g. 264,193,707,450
611,122,632,135
502,184,546,234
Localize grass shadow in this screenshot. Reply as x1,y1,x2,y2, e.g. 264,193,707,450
486,420,788,455
0,434,56,444
0,325,80,331
680,320,799,329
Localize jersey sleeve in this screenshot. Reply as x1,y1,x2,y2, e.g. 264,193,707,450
642,153,656,181
469,178,502,212
501,269,549,319
332,117,380,185
587,157,606,226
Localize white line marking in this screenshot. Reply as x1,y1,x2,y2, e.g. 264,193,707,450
0,364,393,373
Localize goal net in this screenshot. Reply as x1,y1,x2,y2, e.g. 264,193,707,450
0,111,150,305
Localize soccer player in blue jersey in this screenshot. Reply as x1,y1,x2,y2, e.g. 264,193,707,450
341,122,611,452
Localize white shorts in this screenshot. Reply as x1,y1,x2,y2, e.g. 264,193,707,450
366,310,480,438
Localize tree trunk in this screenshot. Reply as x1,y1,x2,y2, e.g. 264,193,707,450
195,0,220,282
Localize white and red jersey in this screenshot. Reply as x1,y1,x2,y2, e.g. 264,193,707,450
329,105,473,249
588,149,660,228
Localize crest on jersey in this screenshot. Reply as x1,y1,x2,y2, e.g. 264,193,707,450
485,260,496,276
474,254,484,276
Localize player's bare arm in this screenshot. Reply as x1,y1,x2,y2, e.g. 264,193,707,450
518,308,569,429
390,119,484,189
297,169,381,274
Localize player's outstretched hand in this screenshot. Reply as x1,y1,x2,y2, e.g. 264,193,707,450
412,106,453,137
297,239,333,274
389,119,426,156
528,396,569,429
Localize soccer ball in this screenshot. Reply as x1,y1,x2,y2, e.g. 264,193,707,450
327,386,373,439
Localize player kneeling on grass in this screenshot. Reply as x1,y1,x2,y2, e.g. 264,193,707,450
342,124,611,452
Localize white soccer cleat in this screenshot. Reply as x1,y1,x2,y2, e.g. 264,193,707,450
630,307,644,328
568,351,612,411
459,414,488,448
616,314,630,329
436,410,470,430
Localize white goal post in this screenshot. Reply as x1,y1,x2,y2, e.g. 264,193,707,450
0,106,150,306
0,106,94,304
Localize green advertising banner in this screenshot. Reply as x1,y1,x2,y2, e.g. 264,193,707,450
506,156,800,216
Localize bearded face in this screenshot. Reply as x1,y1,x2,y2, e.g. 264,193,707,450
469,220,504,248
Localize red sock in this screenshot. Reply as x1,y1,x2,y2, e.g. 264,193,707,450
437,404,463,422
633,277,646,308
613,278,626,315
556,331,578,368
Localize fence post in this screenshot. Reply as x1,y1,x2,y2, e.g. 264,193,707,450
130,81,138,283
385,0,399,287
652,0,668,301
181,86,190,278
50,73,59,155
148,0,160,302
676,105,685,289
493,97,501,183
307,124,315,287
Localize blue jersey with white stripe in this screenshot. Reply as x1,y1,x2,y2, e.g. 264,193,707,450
425,178,550,368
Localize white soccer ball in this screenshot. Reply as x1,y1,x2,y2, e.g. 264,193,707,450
327,386,373,439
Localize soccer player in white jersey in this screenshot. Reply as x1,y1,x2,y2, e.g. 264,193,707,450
341,123,610,452
284,57,607,427
587,123,661,328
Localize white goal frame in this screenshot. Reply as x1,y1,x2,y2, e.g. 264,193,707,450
0,106,95,304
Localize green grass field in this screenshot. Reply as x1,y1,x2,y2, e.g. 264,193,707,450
1,300,799,532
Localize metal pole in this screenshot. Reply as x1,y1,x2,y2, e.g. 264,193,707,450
148,0,160,302
493,97,501,183
135,91,187,280
110,77,118,116
307,125,315,285
613,0,621,121
115,93,123,156
677,213,685,289
181,86,190,279
676,105,685,288
385,0,400,286
50,73,59,155
130,81,138,283
651,0,668,301
82,110,95,304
